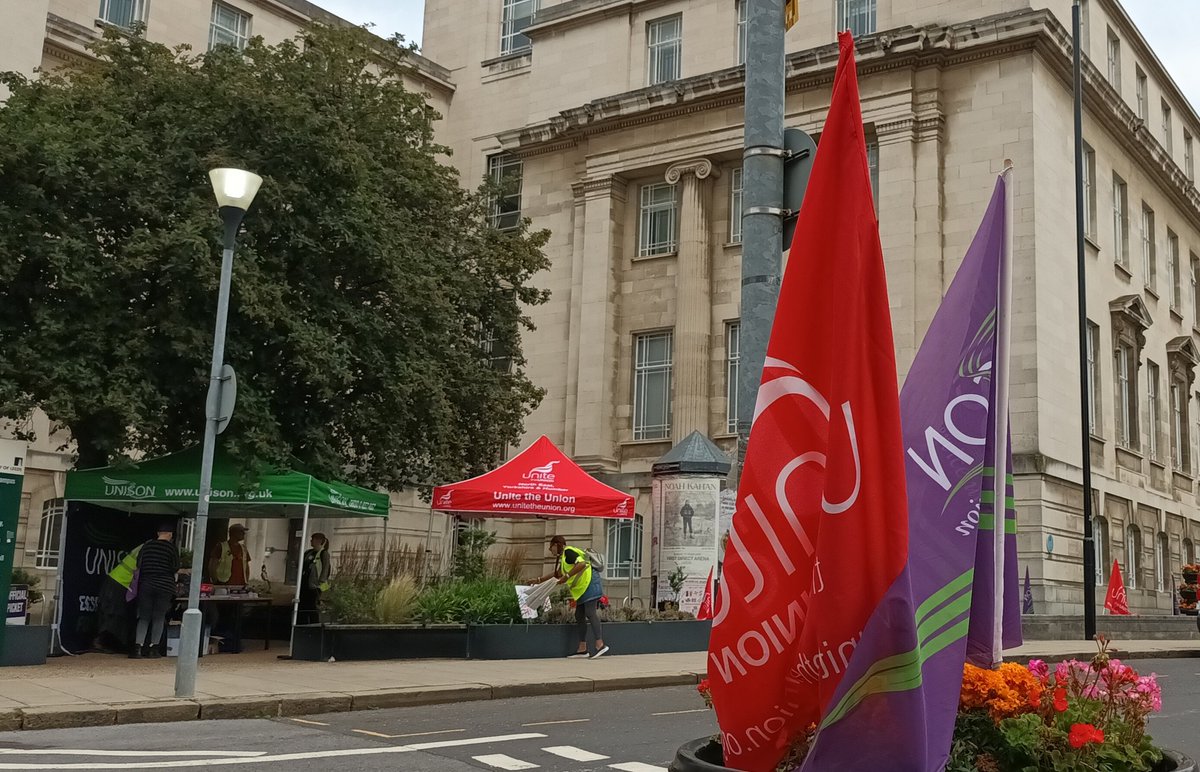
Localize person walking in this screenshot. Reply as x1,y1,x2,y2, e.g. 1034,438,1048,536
298,532,330,625
531,535,608,658
130,523,179,659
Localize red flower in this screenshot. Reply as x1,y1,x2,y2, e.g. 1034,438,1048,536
697,679,711,694
1053,687,1069,712
1068,723,1105,749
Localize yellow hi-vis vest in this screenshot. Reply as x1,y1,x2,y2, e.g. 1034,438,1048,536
559,546,593,601
214,541,249,583
108,546,141,590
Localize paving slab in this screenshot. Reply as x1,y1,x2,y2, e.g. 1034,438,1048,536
20,704,116,731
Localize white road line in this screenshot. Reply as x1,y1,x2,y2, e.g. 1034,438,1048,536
352,728,466,739
543,746,609,761
286,719,329,727
0,733,548,770
472,754,539,771
651,708,708,716
0,752,267,758
521,718,590,727
609,763,667,772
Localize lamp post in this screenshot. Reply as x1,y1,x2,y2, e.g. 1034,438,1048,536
175,168,263,698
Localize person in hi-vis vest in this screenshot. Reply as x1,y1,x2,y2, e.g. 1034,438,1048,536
209,523,251,585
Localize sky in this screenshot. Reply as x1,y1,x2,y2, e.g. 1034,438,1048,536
336,0,1197,112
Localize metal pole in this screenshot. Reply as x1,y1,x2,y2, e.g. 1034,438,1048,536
1073,0,1097,640
175,210,243,698
737,0,787,478
288,500,311,657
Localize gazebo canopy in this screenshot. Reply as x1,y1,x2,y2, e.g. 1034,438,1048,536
65,446,388,519
432,436,633,519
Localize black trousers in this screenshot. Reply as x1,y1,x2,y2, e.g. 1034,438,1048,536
298,585,322,625
575,598,602,644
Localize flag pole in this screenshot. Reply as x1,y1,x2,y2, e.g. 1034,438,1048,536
992,161,1015,667
1072,0,1098,641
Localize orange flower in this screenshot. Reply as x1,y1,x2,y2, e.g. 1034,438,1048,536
960,663,1043,722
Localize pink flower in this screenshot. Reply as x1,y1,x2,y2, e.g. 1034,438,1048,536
1028,659,1049,682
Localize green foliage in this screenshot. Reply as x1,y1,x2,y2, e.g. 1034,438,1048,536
10,567,42,604
452,528,497,582
667,565,688,598
374,576,419,624
324,577,384,625
0,24,549,484
414,578,522,624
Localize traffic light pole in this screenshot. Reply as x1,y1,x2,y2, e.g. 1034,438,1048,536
736,0,787,472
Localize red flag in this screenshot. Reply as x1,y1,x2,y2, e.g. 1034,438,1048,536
707,32,909,771
1105,559,1130,615
697,569,714,621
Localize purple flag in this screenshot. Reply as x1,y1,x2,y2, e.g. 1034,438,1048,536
800,174,1019,771
1023,566,1034,614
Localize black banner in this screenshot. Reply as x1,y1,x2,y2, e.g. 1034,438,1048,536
59,503,158,653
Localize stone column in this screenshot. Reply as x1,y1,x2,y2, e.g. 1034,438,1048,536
665,158,717,444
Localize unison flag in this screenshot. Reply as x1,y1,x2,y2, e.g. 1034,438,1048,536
800,172,1019,772
1105,559,1130,615
707,32,910,771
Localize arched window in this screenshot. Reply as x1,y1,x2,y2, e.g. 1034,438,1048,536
606,514,643,579
35,498,65,569
1126,526,1142,590
1156,532,1169,591
1184,537,1195,567
1093,516,1109,585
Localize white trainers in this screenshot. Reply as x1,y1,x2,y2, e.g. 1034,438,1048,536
589,645,610,659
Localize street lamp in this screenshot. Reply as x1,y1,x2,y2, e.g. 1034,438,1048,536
175,167,262,698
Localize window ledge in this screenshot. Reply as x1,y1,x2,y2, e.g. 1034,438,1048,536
632,251,678,263
1090,433,1106,444
1115,261,1133,280
622,438,673,447
1085,234,1101,252
481,50,532,68
1145,285,1159,300
1170,308,1184,323
723,241,743,250
1150,458,1166,470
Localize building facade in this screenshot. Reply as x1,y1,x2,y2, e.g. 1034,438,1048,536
0,0,457,608
419,0,1200,614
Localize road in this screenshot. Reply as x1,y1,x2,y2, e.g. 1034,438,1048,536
0,657,1196,770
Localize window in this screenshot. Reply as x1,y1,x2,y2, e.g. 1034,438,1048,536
500,0,537,55
1113,174,1129,268
178,518,195,553
647,15,682,85
1080,0,1090,51
1135,68,1147,119
1083,143,1097,238
479,325,513,373
736,0,748,66
1169,230,1181,309
606,514,643,579
1185,537,1195,566
1087,320,1100,433
1147,361,1160,461
1186,131,1195,181
1162,101,1173,155
1141,203,1155,290
209,2,250,51
836,0,876,37
1093,515,1108,585
1115,341,1138,448
729,168,744,244
1193,253,1200,329
1126,525,1141,590
638,182,678,256
633,331,673,440
1156,531,1169,591
35,499,64,569
99,0,145,28
1106,29,1121,90
866,140,880,209
726,322,740,434
487,153,523,231
1171,376,1190,470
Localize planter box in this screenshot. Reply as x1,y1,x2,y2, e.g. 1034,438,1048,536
291,624,468,662
290,620,710,662
468,620,711,660
1,625,51,666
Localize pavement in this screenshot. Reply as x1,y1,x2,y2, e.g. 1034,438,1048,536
0,638,1195,733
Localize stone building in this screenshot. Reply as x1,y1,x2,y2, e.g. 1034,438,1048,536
0,0,455,609
418,0,1200,614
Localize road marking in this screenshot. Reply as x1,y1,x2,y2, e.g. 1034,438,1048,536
543,746,609,761
352,728,466,739
287,719,329,727
522,718,590,727
472,755,539,770
609,764,667,772
0,752,266,758
651,708,708,716
0,733,548,769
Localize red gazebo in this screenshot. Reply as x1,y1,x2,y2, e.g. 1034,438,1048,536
432,436,634,519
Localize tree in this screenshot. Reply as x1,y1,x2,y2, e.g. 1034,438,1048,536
0,25,549,490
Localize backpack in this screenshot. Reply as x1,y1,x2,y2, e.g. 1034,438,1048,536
584,548,606,574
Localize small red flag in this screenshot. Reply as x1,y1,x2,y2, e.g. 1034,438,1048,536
697,569,714,621
1104,559,1130,615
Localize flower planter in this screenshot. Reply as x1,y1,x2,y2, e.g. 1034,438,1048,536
0,625,50,666
290,623,469,661
1180,587,1198,602
1183,571,1199,584
667,739,1197,772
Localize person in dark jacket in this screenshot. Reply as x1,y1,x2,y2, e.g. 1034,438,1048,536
297,533,330,625
130,523,180,659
